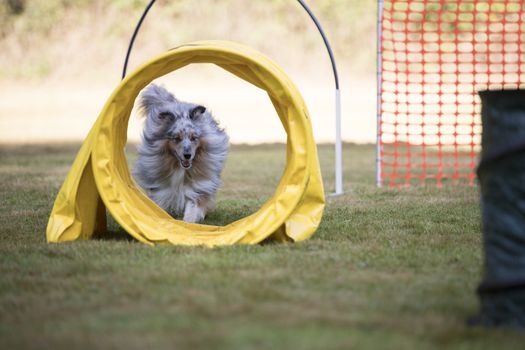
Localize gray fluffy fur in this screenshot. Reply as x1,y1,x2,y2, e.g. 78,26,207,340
132,84,229,223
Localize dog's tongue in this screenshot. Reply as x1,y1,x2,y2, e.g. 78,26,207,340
181,160,191,169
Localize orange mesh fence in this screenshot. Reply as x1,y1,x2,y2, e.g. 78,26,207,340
379,0,525,187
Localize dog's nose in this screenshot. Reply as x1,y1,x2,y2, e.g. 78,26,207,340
183,153,191,160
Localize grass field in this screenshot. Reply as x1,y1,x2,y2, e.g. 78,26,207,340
1,143,524,349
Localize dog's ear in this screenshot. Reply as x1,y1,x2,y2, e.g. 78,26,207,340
190,105,206,120
139,84,177,117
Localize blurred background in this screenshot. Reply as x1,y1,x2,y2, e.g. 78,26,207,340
0,0,377,144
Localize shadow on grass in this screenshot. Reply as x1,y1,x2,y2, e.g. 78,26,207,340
202,202,259,227
92,229,136,242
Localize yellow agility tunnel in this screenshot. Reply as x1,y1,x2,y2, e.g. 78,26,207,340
46,40,325,246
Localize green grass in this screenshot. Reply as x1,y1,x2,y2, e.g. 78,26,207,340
1,143,524,349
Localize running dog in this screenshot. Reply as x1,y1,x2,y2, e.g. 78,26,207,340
132,84,229,223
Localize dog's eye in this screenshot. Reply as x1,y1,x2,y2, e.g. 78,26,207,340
159,112,174,120
173,136,182,143
190,135,197,142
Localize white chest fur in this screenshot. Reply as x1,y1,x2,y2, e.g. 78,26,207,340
148,167,187,215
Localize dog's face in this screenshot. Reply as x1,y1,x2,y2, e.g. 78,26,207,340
164,107,205,169
139,84,206,170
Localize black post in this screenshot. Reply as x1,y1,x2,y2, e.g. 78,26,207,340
472,90,525,328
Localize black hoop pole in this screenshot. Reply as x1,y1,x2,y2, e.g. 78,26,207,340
122,0,340,90
121,0,157,80
295,0,339,90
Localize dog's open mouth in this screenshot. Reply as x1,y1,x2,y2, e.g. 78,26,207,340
180,159,191,169
171,150,193,169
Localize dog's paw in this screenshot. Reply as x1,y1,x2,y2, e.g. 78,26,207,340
183,202,206,223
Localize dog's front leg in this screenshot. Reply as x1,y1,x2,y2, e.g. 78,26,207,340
183,201,206,223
